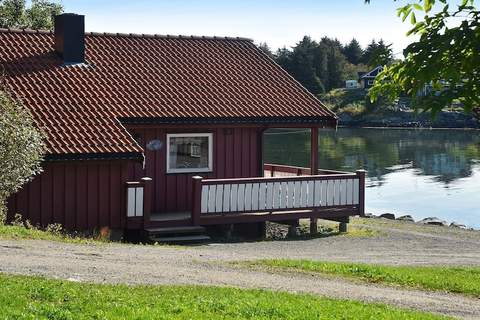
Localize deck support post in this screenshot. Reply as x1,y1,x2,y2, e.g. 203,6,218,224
339,222,348,233
310,126,319,234
225,224,234,239
286,220,299,237
310,219,318,235
191,176,203,226
288,225,298,237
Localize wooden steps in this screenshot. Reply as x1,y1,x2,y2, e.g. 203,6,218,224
145,226,210,244
152,235,211,244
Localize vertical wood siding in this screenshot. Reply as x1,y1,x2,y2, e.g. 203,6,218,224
127,126,262,214
7,160,129,231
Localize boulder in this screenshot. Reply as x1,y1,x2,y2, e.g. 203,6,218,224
364,213,375,219
379,213,395,220
450,222,467,229
397,215,415,223
419,217,447,226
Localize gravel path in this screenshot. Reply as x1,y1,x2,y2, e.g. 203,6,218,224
1,218,480,319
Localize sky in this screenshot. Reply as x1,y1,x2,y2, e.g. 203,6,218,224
61,0,413,56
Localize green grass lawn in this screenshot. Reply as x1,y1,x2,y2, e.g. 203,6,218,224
250,259,480,298
0,224,102,244
0,274,449,320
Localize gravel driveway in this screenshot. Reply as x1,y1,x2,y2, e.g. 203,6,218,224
1,218,479,319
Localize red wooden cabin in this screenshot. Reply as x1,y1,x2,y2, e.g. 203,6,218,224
2,14,365,241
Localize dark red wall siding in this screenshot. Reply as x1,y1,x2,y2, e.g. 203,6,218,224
127,126,262,214
6,125,263,230
7,160,129,231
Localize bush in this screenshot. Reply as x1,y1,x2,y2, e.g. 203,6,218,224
0,90,45,223
320,88,368,115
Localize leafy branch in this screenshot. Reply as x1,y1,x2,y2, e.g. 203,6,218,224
366,1,479,120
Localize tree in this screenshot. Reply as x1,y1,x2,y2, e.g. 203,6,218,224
369,39,394,66
343,62,369,80
343,38,364,65
361,39,393,67
258,42,275,59
361,40,379,65
0,0,63,29
326,45,347,89
367,0,480,121
287,36,325,94
275,36,358,93
0,89,45,223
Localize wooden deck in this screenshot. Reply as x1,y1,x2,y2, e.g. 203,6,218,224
126,164,366,229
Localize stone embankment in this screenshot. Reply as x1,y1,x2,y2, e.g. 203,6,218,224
339,110,479,129
366,212,471,230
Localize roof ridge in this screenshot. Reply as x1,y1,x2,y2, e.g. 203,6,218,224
0,27,252,42
86,32,253,42
0,28,52,34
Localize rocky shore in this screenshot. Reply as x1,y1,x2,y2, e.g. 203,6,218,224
365,212,475,230
339,110,479,129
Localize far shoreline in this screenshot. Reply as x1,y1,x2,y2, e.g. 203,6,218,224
336,125,480,131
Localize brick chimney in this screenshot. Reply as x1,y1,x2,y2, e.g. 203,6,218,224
54,13,85,64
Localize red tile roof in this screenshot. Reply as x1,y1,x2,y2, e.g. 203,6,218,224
0,29,337,156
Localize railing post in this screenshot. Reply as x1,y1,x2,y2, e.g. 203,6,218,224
191,176,203,226
356,170,366,216
141,177,152,228
310,126,319,233
310,126,319,175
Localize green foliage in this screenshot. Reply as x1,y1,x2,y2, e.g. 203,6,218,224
0,0,63,29
267,37,394,94
273,36,353,93
319,88,367,115
0,90,44,222
342,38,364,65
343,62,369,80
361,39,394,67
0,274,450,319
252,259,480,297
258,42,275,59
368,0,480,120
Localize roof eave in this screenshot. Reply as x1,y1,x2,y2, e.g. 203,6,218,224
44,152,144,162
119,116,338,127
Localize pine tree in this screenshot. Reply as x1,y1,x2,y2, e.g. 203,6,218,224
288,36,324,94
258,42,274,59
342,38,363,65
361,40,379,66
361,39,393,67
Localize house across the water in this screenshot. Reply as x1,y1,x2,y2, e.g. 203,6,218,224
359,66,383,89
3,13,365,242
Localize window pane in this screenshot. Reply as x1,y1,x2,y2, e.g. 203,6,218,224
169,136,210,170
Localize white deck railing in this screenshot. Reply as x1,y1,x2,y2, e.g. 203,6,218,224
126,182,145,217
191,169,365,224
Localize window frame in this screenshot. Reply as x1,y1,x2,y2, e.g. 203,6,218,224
166,133,213,174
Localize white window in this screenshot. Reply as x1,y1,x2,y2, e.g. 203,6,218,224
166,133,213,173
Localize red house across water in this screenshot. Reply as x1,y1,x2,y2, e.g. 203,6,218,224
3,13,365,242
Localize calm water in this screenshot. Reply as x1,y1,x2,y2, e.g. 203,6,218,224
264,128,480,228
